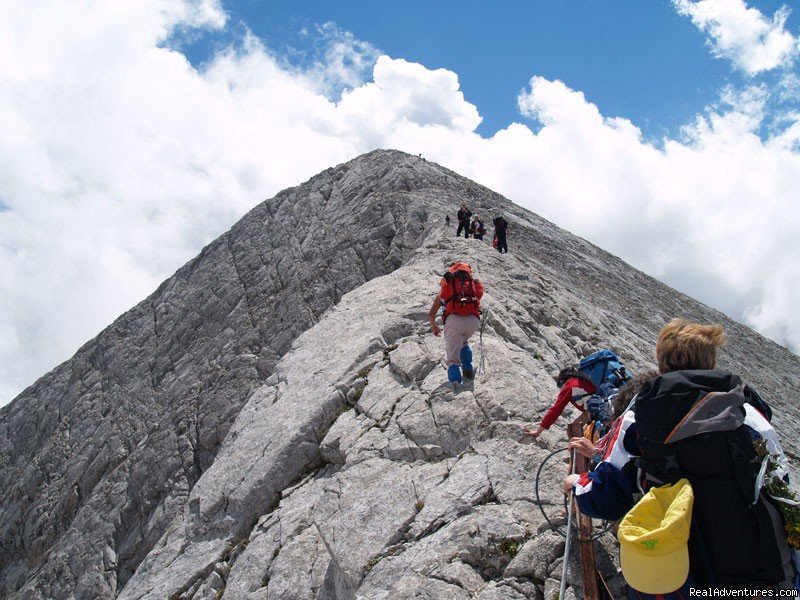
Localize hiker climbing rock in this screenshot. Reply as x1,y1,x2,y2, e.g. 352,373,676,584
428,262,483,387
471,215,486,241
564,319,796,596
492,214,508,253
456,203,472,238
522,366,596,438
522,350,629,439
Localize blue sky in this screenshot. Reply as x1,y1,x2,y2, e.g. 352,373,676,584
177,1,797,139
1,0,799,405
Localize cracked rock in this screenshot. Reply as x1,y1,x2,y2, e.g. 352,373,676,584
2,150,798,599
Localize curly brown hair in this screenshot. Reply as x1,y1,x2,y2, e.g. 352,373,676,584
611,370,659,417
656,318,725,374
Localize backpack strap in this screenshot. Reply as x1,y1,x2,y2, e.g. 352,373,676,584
727,428,757,506
691,518,718,588
634,438,681,485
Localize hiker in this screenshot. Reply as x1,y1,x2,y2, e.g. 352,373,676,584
521,366,596,438
471,216,486,240
564,319,794,596
428,262,483,386
493,215,508,253
522,349,630,440
568,370,658,461
456,203,472,238
445,215,451,226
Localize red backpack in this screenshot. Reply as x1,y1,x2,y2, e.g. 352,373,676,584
440,263,483,321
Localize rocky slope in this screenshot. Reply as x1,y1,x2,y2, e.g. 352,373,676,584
1,150,798,599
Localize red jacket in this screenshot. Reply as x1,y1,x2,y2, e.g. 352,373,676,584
439,273,483,320
539,377,596,430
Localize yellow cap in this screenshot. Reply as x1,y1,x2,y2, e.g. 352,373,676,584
617,478,694,594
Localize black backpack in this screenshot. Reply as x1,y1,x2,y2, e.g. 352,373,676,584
634,370,786,589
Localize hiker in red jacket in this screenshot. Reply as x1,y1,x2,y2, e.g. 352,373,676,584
522,367,596,438
428,262,483,386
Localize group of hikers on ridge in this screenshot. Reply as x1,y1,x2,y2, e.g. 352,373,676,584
428,261,799,597
446,202,509,253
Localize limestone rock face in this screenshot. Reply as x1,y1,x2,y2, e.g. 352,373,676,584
1,149,798,599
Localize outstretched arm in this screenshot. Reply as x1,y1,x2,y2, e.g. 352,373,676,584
522,380,584,437
521,425,545,438
538,383,576,430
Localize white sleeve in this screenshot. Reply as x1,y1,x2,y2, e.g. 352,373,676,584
605,410,637,470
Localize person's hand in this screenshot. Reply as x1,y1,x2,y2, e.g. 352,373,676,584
521,426,544,438
563,473,581,494
568,437,596,459
431,322,440,336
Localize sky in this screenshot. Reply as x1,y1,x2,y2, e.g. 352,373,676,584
1,0,799,405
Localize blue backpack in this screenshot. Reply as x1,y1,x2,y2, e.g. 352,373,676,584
578,349,631,397
577,349,632,434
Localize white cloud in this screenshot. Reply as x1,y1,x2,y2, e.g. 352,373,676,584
302,22,382,98
673,0,799,74
1,0,799,404
335,56,483,143
0,3,357,402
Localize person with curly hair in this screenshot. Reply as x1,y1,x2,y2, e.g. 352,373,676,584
563,318,794,596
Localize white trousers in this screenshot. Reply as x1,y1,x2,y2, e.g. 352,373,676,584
443,314,480,366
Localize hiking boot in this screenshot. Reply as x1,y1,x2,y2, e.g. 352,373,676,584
447,364,463,385
460,346,474,379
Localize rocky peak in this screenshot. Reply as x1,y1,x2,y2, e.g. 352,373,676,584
1,150,798,599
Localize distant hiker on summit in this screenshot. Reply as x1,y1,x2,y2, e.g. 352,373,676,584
428,262,483,388
471,216,486,241
456,203,472,238
492,215,508,253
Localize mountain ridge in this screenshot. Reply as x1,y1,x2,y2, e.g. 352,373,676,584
1,149,798,599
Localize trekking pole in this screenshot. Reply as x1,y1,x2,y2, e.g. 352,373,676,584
478,308,488,375
560,448,577,600
471,257,489,376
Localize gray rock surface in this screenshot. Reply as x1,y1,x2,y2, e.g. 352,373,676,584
1,149,798,599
